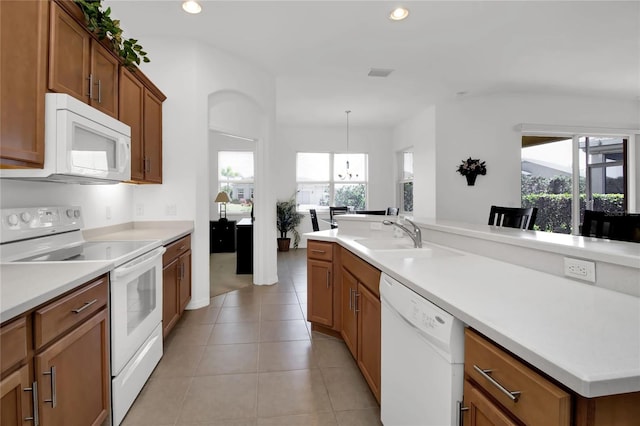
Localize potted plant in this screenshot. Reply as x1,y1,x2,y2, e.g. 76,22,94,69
276,196,303,251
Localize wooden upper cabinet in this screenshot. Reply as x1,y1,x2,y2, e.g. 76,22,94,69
143,89,163,183
49,2,118,118
48,2,90,102
119,68,145,181
0,0,49,168
89,41,119,117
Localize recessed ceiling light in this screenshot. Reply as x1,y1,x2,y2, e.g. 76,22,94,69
182,0,202,14
389,7,409,21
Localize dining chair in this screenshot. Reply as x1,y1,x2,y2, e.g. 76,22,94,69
386,207,399,216
329,206,349,229
309,209,320,232
581,210,640,243
488,205,538,230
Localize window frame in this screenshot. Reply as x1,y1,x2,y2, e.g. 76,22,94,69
397,150,414,213
217,150,255,214
296,152,368,211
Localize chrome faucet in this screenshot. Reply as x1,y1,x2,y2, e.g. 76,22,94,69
383,219,423,248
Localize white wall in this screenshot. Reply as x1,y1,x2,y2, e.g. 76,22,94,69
0,180,134,229
392,106,436,218
431,93,640,224
131,37,277,307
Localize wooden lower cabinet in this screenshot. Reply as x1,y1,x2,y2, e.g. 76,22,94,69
307,258,333,327
356,284,381,400
0,365,33,426
35,309,109,426
1,274,110,426
463,379,518,426
340,268,358,355
162,235,192,338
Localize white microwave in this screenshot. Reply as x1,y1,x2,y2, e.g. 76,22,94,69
1,93,131,184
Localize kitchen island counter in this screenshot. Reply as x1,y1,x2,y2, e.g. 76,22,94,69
305,225,640,399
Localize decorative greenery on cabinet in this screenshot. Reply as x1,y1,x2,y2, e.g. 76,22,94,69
74,0,150,68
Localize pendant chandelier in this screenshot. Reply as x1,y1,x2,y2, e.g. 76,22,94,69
338,110,358,180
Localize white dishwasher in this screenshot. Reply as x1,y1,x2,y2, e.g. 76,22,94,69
380,273,465,426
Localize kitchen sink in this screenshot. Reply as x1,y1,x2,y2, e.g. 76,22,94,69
354,238,424,250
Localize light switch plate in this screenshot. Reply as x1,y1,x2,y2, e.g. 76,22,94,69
564,257,596,282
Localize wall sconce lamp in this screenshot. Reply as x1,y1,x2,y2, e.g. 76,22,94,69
215,191,231,221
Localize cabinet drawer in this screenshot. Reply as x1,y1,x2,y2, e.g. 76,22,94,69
164,235,191,264
464,328,570,426
308,240,333,261
341,248,381,297
0,317,28,374
34,275,108,350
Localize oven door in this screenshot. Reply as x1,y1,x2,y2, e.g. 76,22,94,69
110,246,165,375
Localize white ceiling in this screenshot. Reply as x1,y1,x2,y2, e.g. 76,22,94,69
105,0,640,128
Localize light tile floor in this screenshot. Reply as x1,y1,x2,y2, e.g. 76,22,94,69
122,249,381,426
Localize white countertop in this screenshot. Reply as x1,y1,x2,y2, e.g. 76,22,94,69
1,221,193,324
306,228,640,398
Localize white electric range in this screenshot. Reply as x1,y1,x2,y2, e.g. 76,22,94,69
0,206,165,425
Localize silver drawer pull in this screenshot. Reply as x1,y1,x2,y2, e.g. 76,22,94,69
71,299,98,314
43,366,57,408
179,245,186,250
311,249,326,254
473,365,521,402
24,381,39,425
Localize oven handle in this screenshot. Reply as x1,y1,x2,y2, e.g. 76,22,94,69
113,247,166,279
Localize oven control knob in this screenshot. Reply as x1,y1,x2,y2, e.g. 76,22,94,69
74,209,81,218
7,214,19,226
20,212,32,223
66,209,74,218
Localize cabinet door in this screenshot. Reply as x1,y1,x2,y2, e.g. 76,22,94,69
178,251,192,313
162,259,180,338
307,259,333,327
1,365,33,426
89,41,118,118
48,2,90,102
340,268,358,357
118,67,144,181
357,283,381,402
143,89,163,183
463,380,518,426
35,309,109,426
0,0,48,168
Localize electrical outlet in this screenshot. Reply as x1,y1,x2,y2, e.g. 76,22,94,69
564,257,596,282
166,204,177,216
135,204,144,216
105,206,111,220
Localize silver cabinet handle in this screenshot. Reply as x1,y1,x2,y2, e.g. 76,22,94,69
325,270,330,289
473,365,521,402
349,287,353,310
179,245,186,251
71,299,98,314
97,79,102,103
24,381,39,425
311,249,325,254
43,366,57,407
354,292,360,314
456,400,468,426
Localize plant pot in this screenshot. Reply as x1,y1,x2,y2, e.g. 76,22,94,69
466,174,478,186
277,238,291,252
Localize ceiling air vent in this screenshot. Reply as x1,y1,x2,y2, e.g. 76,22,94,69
368,68,394,78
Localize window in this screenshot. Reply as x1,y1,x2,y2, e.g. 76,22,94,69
521,136,627,234
296,152,368,210
218,151,254,214
398,151,413,213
